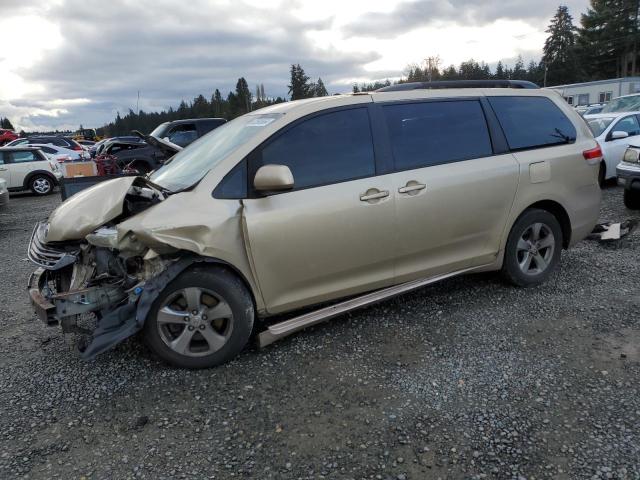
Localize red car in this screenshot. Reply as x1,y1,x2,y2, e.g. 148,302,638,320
0,129,18,146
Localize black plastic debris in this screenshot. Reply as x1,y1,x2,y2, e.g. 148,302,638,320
588,220,638,241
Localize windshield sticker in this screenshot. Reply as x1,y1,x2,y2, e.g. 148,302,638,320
247,117,277,127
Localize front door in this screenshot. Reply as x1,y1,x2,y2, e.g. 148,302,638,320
243,107,397,314
602,114,640,176
378,99,520,282
0,152,11,187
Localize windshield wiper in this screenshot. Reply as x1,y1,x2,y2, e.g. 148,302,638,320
550,128,574,143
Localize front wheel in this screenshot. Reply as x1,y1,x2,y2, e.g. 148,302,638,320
502,209,563,287
30,175,53,195
624,188,640,210
143,266,254,368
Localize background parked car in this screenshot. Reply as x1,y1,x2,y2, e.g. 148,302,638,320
0,146,62,195
617,146,640,209
583,111,640,184
581,104,604,116
601,93,640,113
90,136,144,157
0,129,18,146
148,118,226,147
30,143,87,162
5,136,84,152
0,178,8,208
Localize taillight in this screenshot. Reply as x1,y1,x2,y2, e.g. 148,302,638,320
72,145,82,151
583,145,602,165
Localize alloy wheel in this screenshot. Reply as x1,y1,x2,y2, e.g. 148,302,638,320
33,177,51,194
156,287,233,357
516,222,555,275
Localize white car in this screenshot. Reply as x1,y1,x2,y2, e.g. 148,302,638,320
583,111,640,184
0,178,8,208
30,143,87,162
0,146,63,195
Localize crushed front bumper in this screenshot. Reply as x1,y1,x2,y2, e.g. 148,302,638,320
28,268,56,325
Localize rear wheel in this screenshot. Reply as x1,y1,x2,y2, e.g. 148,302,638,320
143,266,254,368
30,175,53,195
598,162,606,187
502,209,563,287
624,188,640,210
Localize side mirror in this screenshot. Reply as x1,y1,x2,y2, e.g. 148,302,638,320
611,130,629,140
254,164,294,192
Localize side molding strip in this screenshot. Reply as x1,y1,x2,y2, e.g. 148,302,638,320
257,265,487,348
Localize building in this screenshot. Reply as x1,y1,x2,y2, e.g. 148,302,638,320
546,77,640,106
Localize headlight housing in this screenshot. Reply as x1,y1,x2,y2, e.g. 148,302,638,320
86,226,119,249
623,147,640,163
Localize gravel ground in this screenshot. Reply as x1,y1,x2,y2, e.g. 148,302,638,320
0,186,639,480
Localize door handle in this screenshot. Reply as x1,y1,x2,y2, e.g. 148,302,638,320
398,183,426,194
0,167,7,171
360,190,389,201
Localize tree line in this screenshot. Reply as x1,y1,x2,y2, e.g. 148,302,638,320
0,117,14,130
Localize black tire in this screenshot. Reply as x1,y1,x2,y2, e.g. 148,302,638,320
29,174,53,195
130,161,151,174
502,209,563,287
624,188,640,210
598,162,606,188
143,266,254,368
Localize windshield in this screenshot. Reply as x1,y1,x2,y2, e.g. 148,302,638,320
586,117,615,137
150,122,170,138
150,113,283,191
601,95,640,113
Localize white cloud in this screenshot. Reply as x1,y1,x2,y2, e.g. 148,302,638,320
0,0,590,131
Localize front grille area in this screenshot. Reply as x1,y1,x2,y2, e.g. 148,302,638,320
27,222,78,270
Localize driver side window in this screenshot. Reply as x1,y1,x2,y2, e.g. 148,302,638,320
613,116,640,137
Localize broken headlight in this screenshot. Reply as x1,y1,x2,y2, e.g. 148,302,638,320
86,226,119,249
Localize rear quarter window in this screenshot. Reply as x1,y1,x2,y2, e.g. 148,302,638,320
488,96,577,151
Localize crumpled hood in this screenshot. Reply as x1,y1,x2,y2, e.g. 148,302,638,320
46,177,137,242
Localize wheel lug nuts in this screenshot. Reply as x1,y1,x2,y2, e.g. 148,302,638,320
199,325,205,330
188,326,195,331
202,315,207,320
192,310,198,315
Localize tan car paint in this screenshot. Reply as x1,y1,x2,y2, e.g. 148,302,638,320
46,176,137,242
391,153,520,284
243,174,397,313
43,88,600,320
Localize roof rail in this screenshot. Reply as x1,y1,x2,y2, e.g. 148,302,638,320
376,80,540,92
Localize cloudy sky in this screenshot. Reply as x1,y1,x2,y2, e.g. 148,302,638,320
1,0,590,132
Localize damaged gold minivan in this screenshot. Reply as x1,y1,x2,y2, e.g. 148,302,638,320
28,81,602,368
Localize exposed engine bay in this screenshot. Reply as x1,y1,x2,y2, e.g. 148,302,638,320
27,177,185,358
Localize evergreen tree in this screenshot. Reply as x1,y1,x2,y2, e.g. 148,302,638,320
543,6,580,85
579,0,640,79
211,89,223,117
235,77,252,113
1,117,15,129
288,64,311,100
511,55,527,79
313,77,328,97
494,61,507,79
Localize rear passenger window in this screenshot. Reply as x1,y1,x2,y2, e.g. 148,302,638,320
258,108,375,190
11,151,37,163
383,100,493,171
488,96,576,150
